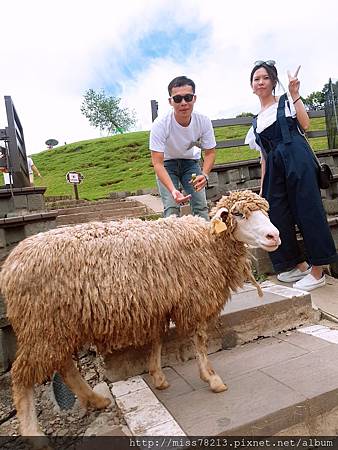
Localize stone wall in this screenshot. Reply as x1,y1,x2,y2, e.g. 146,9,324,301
208,149,338,203
0,187,58,373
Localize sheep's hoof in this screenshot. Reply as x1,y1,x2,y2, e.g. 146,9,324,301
209,375,228,393
92,395,111,410
155,380,170,390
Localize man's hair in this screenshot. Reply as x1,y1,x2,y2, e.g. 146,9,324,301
168,76,195,96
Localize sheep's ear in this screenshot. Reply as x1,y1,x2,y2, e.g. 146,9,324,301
210,207,228,234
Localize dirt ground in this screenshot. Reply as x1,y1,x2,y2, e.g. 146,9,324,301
0,350,127,447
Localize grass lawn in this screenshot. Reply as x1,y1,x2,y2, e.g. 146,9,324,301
32,117,328,200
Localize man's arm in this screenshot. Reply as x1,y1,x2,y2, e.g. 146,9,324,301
193,148,216,192
151,151,191,204
32,164,41,177
202,148,216,177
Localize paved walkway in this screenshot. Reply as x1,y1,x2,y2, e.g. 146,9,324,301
109,278,338,437
127,194,163,214
112,325,338,437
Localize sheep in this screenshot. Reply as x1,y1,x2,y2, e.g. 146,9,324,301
0,190,280,439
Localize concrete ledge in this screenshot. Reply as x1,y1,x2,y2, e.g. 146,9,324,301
0,211,58,226
104,283,315,382
0,186,46,198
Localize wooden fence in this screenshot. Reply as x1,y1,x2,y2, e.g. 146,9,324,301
212,110,326,149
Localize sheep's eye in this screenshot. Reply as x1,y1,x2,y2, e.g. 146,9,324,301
233,212,244,219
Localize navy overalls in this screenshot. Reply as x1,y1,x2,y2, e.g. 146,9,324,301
253,94,338,272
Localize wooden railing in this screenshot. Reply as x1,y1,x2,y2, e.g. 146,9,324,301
211,110,327,149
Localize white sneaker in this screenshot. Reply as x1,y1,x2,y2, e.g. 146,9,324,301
277,266,311,283
293,274,326,291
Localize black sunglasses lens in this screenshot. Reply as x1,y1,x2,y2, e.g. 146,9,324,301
172,95,182,103
172,94,194,103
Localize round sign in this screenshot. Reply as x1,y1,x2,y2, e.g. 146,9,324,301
45,138,59,148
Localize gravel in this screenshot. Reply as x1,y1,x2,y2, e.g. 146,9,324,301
0,350,127,441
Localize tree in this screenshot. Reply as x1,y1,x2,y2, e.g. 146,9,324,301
322,80,338,98
302,91,325,110
236,112,255,118
81,89,136,135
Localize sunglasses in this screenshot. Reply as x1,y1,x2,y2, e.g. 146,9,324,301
254,60,276,67
171,94,195,103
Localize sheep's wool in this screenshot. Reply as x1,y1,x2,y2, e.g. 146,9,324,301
0,190,268,386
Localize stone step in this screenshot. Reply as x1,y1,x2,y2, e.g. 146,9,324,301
55,199,144,216
104,281,316,382
46,198,130,210
125,324,338,437
46,199,89,209
56,205,148,226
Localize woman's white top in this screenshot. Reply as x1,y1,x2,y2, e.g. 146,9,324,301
245,94,297,152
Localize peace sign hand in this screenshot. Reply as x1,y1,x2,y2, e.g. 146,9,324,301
287,65,301,98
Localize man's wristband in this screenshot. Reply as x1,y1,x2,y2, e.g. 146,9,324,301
293,97,301,104
202,172,209,183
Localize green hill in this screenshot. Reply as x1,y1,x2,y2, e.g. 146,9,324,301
32,118,327,201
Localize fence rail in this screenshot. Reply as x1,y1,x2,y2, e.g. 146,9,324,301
212,110,327,149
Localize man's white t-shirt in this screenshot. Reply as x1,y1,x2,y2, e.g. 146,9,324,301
27,157,33,174
3,157,33,184
150,111,216,160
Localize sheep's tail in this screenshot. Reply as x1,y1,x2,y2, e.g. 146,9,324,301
248,273,263,297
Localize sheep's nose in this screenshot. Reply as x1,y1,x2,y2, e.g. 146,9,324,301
266,231,280,243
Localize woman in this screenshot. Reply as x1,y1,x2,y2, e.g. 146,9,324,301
245,60,337,291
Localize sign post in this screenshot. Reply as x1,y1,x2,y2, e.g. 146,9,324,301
66,171,84,200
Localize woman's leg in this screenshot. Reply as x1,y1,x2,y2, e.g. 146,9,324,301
263,156,303,272
287,152,337,274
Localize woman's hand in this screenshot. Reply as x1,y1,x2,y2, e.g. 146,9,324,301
287,65,301,100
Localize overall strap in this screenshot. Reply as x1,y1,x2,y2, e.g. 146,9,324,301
277,93,292,144
252,116,267,161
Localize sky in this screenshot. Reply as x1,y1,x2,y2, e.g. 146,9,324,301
0,0,337,155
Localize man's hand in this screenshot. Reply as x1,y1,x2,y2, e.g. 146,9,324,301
190,174,207,192
171,189,191,204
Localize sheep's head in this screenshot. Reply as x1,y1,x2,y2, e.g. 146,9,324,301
210,190,280,252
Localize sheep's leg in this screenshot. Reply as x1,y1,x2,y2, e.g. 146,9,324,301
193,324,228,393
12,382,46,438
60,358,111,410
149,337,169,390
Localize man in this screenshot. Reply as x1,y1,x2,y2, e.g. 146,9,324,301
150,76,216,220
27,156,42,186
3,156,41,186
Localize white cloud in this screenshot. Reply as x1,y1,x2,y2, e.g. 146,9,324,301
0,0,337,154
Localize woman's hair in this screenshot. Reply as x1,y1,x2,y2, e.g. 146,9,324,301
250,63,279,94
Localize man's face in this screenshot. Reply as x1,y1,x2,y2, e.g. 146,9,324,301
169,85,196,122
